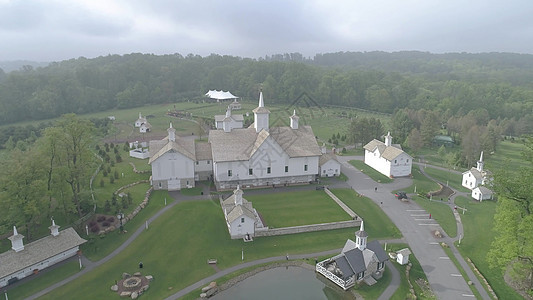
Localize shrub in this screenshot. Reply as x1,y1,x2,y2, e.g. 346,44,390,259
88,221,97,227
110,176,115,184
100,178,105,187
90,224,100,233
107,217,115,222
102,221,110,227
97,215,106,222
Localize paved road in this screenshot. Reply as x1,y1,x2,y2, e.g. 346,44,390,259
338,156,489,299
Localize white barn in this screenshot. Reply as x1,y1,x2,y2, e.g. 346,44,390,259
363,132,412,178
0,221,86,288
208,92,322,190
221,186,262,239
316,221,388,290
149,123,213,190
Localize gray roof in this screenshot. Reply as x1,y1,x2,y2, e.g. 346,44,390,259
0,228,86,279
226,205,256,223
208,126,321,162
367,240,388,263
195,142,213,161
214,114,244,122
344,248,366,274
149,137,196,164
319,153,339,166
363,139,409,161
334,255,355,280
474,186,492,195
463,167,483,179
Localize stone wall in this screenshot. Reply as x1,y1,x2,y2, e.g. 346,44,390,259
255,220,360,237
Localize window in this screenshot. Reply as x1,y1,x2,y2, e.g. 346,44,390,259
304,164,308,171
406,159,409,163
241,218,245,223
394,159,397,164
377,262,384,270
285,166,288,173
323,170,326,174
158,182,162,188
267,167,271,174
196,161,199,165
228,170,232,177
249,168,253,175
207,160,210,164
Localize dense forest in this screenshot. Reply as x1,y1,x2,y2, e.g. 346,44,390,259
0,51,532,134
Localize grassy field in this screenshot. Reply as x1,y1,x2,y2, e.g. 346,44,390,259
454,196,522,299
348,160,393,183
331,189,402,238
401,166,440,195
411,195,457,238
422,166,470,192
484,140,527,172
247,190,352,227
33,185,401,299
4,260,81,299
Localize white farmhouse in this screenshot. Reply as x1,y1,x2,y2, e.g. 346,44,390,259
316,221,388,290
139,121,151,133
135,113,147,128
214,106,244,131
0,221,86,288
462,152,491,190
221,186,263,240
363,132,412,178
149,123,213,190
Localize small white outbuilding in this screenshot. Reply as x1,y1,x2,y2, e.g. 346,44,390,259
396,248,411,265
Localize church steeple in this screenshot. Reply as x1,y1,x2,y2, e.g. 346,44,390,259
290,109,299,130
234,185,243,206
355,220,368,251
476,151,484,172
49,218,60,237
384,132,392,147
9,226,24,252
253,89,270,133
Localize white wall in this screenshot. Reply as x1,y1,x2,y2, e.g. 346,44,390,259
462,172,480,190
321,160,341,177
213,136,319,187
152,152,194,181
229,215,255,239
390,153,412,177
364,149,392,177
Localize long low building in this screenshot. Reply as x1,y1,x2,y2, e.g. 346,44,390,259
0,221,86,288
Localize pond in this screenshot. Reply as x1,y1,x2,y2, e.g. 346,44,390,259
213,266,352,300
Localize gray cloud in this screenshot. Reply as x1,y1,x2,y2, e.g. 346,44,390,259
1,0,533,61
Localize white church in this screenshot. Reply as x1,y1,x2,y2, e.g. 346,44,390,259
363,132,412,178
149,91,323,191
462,152,493,200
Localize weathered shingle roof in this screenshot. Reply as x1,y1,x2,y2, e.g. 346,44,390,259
226,205,256,223
319,153,339,166
0,228,86,279
334,255,355,280
195,142,212,161
463,167,483,179
215,114,244,122
344,248,366,274
209,126,321,162
474,186,492,195
149,136,196,164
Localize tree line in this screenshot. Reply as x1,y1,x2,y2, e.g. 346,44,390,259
0,52,532,134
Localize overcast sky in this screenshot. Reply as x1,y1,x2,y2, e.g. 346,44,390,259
1,0,532,62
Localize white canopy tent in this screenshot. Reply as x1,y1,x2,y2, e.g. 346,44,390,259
205,90,238,101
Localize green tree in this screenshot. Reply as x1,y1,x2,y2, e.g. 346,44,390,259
0,148,48,239
488,137,533,292
347,117,384,147
43,114,96,217
391,109,414,146
407,128,424,152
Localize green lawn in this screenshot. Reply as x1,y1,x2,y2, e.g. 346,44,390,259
36,185,402,299
4,261,81,299
411,195,457,238
331,189,402,238
484,140,527,172
401,166,440,195
454,196,522,299
247,190,352,227
348,160,393,183
422,166,470,192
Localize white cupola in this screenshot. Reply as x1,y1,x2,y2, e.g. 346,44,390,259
384,132,392,147
8,226,25,252
355,220,368,251
476,151,484,172
290,110,299,130
49,218,60,237
168,122,176,142
234,185,243,206
253,90,270,133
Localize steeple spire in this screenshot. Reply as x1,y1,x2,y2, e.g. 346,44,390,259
168,122,176,142
49,218,60,236
253,89,270,133
9,225,25,252
355,220,368,250
476,151,484,172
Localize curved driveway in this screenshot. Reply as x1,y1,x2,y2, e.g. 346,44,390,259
338,156,489,299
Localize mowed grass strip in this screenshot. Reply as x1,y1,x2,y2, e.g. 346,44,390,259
330,188,402,238
454,196,522,299
411,195,457,238
246,190,352,228
348,160,393,183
